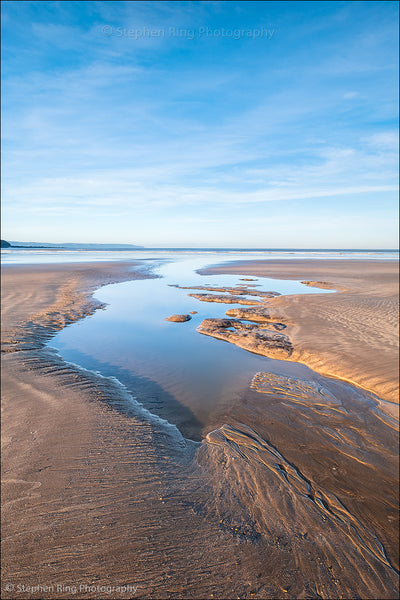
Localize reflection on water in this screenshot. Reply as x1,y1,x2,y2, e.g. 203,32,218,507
51,255,331,439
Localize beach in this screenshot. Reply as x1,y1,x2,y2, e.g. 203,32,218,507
200,259,399,414
1,258,399,599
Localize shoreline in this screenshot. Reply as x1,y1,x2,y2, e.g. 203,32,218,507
1,261,242,599
199,259,399,415
2,259,399,599
1,261,159,353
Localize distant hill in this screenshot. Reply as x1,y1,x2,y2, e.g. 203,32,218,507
5,241,144,250
2,240,55,248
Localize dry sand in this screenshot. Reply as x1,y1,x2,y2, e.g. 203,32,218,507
199,259,399,414
1,260,399,599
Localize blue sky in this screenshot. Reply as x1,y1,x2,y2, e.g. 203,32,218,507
1,0,398,248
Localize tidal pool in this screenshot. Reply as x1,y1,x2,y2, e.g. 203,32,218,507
50,254,333,440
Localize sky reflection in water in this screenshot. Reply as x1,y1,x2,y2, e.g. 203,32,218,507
51,254,333,439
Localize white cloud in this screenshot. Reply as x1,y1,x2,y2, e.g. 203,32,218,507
343,91,359,99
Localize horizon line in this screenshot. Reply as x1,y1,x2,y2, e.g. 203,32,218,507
2,242,399,252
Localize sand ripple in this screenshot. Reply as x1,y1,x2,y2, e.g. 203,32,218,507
195,419,398,598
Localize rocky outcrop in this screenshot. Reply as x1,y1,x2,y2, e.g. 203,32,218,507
170,283,281,307
165,314,192,322
170,284,280,299
197,318,293,359
225,307,286,329
188,293,263,306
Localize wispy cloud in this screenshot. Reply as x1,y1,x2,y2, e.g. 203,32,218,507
1,0,398,246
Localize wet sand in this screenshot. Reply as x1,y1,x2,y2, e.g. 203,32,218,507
199,259,399,414
2,260,399,599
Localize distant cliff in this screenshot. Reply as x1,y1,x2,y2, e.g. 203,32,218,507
2,240,144,250
1,240,48,249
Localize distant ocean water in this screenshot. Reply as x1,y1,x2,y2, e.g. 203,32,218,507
1,247,398,265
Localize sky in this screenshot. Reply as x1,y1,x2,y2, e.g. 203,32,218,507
1,0,399,248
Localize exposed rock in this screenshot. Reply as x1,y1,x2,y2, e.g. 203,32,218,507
200,318,241,329
225,307,287,329
197,318,293,359
170,284,280,299
165,314,192,323
189,311,198,314
239,277,257,281
188,293,263,306
270,322,287,331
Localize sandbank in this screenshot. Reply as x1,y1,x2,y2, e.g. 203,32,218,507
199,259,399,414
